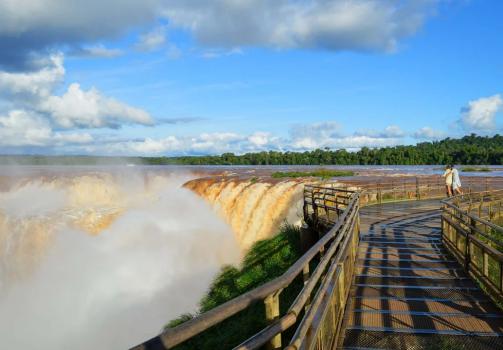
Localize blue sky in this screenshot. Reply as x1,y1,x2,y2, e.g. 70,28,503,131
0,0,502,155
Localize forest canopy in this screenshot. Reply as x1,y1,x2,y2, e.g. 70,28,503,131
2,134,503,166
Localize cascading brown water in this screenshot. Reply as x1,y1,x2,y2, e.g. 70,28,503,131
184,177,305,250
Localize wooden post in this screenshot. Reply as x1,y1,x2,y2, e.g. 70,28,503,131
265,292,281,350
467,217,476,272
416,177,420,200
500,261,503,293
337,263,345,305
319,245,325,257
303,198,309,224
303,265,311,312
483,252,489,278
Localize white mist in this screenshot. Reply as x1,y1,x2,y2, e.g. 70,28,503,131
0,172,240,349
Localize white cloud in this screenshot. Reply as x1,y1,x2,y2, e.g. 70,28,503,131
461,94,503,131
162,0,437,52
128,136,181,154
0,0,159,70
355,125,405,138
413,126,445,140
6,118,423,156
135,26,166,52
290,122,405,151
248,132,272,147
0,110,92,147
40,83,153,129
290,121,342,149
0,1,440,70
0,54,65,102
91,132,275,156
191,132,244,153
96,123,408,156
0,54,154,130
97,133,242,155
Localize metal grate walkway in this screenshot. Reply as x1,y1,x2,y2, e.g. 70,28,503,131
340,200,503,350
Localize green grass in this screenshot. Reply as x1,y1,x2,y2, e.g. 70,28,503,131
166,224,304,350
271,169,354,179
461,167,492,172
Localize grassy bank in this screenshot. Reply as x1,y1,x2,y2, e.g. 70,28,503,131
271,169,354,179
461,167,492,172
167,224,304,350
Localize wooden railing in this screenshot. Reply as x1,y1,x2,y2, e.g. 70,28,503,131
133,176,503,350
340,176,503,205
132,188,360,350
303,185,353,227
441,190,503,305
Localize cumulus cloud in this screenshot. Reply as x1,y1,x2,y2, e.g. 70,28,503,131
355,125,405,138
290,121,342,149
0,54,65,103
125,136,182,154
460,94,502,131
248,132,274,148
0,0,159,70
289,122,405,150
97,123,406,156
40,83,153,129
0,1,439,71
162,0,437,52
83,131,280,156
0,54,154,130
0,110,92,147
97,123,408,156
413,126,445,140
98,132,243,155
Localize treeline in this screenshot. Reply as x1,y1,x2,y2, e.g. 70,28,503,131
2,134,503,166
147,134,503,166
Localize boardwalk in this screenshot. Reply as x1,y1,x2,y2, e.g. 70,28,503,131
134,188,503,350
341,200,503,349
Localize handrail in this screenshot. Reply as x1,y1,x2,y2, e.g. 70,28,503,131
441,190,503,305
133,176,503,350
132,188,360,350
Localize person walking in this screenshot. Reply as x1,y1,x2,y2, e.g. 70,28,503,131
451,165,463,195
442,165,453,197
